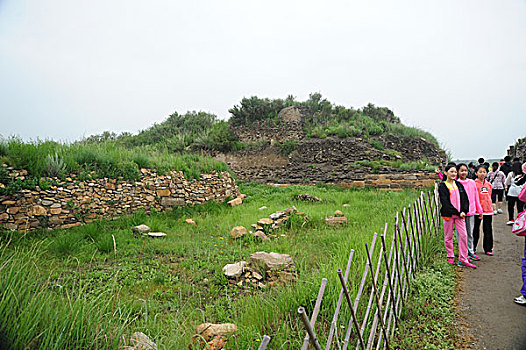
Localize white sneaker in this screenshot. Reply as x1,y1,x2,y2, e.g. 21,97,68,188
507,221,515,225
497,209,503,214
493,210,498,215
514,295,526,305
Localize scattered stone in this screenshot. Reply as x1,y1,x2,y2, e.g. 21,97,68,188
334,210,344,217
258,206,267,210
258,282,266,288
132,224,151,235
128,332,157,350
257,218,273,226
41,200,54,206
207,336,226,350
238,194,247,199
147,232,167,238
325,216,348,226
196,323,237,342
296,194,322,202
185,218,197,226
250,251,295,271
343,203,351,207
227,197,242,207
253,231,270,241
283,206,297,214
252,271,263,280
0,213,8,221
230,226,247,239
223,261,247,278
269,211,285,220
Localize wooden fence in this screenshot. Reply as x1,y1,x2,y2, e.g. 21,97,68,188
258,185,440,350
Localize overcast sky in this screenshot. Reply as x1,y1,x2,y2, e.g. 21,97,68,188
1,0,525,159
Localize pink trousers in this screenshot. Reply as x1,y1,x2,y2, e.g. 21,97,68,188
443,215,468,263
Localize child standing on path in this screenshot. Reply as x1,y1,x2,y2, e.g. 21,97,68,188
438,164,476,268
474,165,494,255
487,162,506,214
505,161,526,225
457,163,483,261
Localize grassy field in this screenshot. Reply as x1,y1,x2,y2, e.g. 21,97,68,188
0,183,431,349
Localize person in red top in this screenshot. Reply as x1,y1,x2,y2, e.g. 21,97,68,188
474,165,494,255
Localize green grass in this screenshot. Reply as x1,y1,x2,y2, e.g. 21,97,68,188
0,183,426,349
391,240,459,349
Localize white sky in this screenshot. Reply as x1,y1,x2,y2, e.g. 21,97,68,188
1,0,525,159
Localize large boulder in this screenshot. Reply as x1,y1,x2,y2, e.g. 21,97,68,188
250,252,295,271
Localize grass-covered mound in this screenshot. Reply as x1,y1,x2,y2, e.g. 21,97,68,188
81,93,440,153
0,183,424,349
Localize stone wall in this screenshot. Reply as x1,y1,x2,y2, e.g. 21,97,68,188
0,168,239,232
217,134,445,185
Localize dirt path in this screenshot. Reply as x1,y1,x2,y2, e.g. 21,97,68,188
457,206,526,350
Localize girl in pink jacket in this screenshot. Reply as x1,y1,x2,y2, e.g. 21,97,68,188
474,165,494,255
457,163,483,261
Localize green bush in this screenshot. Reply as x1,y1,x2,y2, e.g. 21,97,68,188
279,140,298,155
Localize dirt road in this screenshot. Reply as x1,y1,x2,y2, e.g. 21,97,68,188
457,207,526,350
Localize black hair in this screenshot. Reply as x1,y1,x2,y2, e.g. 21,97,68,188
468,162,475,168
505,156,512,162
478,157,485,164
475,165,487,173
492,162,499,168
445,164,457,172
456,163,468,171
512,161,522,176
514,157,520,162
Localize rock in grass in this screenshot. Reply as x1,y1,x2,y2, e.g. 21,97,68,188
132,224,150,235
230,226,247,239
325,216,348,226
258,206,268,210
269,211,285,220
129,332,157,350
227,197,242,207
250,252,295,271
223,261,247,278
147,232,167,238
185,218,197,226
257,218,273,226
253,231,270,242
334,210,344,217
195,323,238,342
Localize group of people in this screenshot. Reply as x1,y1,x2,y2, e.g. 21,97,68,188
437,156,526,305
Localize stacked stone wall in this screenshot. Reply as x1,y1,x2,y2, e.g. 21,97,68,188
0,168,239,232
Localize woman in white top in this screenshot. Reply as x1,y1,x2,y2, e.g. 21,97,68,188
505,161,526,225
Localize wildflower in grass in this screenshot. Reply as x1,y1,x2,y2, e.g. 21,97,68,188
219,236,224,240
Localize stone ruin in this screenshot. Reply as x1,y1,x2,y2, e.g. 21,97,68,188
223,251,297,289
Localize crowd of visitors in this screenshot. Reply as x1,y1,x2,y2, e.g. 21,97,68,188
437,156,526,306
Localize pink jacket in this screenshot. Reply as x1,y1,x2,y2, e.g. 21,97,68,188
475,178,493,215
457,178,483,216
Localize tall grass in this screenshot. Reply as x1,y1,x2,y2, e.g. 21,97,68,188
0,242,134,349
0,137,231,182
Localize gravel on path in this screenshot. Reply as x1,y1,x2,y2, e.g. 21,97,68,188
457,207,526,350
